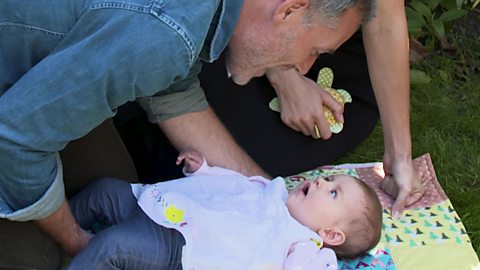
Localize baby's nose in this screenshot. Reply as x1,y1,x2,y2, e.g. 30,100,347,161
315,178,324,187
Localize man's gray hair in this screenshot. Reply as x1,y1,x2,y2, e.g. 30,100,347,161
306,0,376,27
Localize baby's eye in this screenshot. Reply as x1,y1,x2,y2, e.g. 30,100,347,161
330,189,337,198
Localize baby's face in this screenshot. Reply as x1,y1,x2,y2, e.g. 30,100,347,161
286,175,364,232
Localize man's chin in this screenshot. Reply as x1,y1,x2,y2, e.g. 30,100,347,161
231,76,251,86
233,79,250,85
225,59,254,85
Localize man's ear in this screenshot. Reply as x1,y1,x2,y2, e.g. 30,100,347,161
318,228,346,246
273,0,309,21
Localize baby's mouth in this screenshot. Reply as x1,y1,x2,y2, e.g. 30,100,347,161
301,181,311,196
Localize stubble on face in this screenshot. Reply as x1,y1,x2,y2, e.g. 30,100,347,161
225,24,300,85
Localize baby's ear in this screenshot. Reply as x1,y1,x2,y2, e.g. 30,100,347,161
318,228,346,246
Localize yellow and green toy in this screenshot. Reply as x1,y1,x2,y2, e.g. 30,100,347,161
269,67,352,135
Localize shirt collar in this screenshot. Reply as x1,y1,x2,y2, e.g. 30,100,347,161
199,0,243,62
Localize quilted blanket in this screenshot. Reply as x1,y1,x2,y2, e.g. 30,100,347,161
283,154,479,270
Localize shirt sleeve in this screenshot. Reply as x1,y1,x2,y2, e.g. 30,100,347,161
0,155,65,221
284,241,338,270
0,8,194,220
137,60,209,123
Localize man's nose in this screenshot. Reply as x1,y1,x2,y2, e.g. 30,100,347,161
295,55,317,75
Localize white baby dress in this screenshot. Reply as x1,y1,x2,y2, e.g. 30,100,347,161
131,161,338,270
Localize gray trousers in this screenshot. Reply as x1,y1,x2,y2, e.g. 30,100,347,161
66,178,184,270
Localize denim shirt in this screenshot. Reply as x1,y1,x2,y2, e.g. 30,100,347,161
0,0,242,220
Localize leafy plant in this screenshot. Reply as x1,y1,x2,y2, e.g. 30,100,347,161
406,0,468,50
465,0,480,8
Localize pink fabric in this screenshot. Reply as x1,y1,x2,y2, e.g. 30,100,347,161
356,154,447,209
284,241,338,270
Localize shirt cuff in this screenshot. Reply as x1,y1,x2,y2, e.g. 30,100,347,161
137,79,209,123
0,155,65,221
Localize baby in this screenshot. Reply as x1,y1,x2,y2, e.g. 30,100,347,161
67,151,382,270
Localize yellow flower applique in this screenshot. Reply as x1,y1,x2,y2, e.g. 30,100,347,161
164,204,184,224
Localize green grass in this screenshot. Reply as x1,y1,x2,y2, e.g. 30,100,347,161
336,34,480,257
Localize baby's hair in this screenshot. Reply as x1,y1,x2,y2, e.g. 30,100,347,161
332,175,382,259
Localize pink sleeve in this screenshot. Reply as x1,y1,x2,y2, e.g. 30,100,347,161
183,159,247,178
284,241,338,270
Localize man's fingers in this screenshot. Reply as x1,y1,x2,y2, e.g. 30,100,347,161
317,121,331,140
380,175,399,198
391,191,409,218
312,113,331,139
404,188,425,207
280,115,301,133
332,110,344,124
405,175,425,207
392,188,424,218
380,175,404,217
297,124,310,136
320,91,343,123
391,182,424,218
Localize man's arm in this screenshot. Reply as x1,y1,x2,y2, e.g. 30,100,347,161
35,199,92,255
362,0,424,216
158,107,270,178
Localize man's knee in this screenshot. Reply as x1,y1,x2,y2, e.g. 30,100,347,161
79,177,132,201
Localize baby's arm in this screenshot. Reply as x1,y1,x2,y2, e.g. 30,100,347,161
176,150,204,174
176,150,251,178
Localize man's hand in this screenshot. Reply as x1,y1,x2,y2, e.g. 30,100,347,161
381,156,425,218
176,150,204,174
267,68,343,139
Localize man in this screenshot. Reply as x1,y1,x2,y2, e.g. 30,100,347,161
0,0,372,266
200,0,425,219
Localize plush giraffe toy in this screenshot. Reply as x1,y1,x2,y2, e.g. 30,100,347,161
269,67,352,136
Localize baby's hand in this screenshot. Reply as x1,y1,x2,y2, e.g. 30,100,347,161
176,150,204,173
